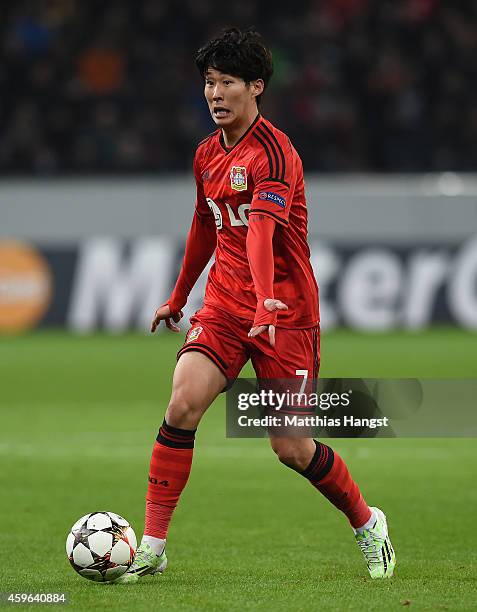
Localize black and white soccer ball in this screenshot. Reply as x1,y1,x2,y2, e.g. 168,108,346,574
66,511,137,582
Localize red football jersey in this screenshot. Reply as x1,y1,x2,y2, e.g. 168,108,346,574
194,114,319,329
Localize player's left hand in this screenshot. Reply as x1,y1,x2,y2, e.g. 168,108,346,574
248,298,288,347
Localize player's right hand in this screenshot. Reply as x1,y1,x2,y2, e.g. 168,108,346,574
151,304,184,333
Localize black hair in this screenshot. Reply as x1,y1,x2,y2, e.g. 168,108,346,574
195,27,273,105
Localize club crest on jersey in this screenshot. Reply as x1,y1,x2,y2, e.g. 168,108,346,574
187,326,203,343
230,166,247,191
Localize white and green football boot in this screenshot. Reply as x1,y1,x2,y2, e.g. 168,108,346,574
114,542,167,584
354,507,396,579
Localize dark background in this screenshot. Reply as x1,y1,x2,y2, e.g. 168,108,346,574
2,0,476,175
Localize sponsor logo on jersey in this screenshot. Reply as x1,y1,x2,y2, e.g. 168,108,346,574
258,191,286,208
187,326,203,342
206,198,223,229
230,166,247,191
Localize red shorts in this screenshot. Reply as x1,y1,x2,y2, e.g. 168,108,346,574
177,305,320,388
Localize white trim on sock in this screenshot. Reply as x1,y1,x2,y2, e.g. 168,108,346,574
354,509,377,534
142,535,166,556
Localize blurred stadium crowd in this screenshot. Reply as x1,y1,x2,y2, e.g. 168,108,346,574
1,0,476,174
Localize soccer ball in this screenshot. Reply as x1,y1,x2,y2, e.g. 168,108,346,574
66,511,137,582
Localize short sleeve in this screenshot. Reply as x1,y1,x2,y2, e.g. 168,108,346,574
193,149,212,218
249,135,297,227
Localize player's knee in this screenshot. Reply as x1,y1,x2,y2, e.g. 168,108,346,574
166,389,203,430
271,440,298,468
270,439,307,471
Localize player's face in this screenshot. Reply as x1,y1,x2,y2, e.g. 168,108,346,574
204,68,262,129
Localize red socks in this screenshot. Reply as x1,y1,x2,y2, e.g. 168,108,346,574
145,424,369,539
145,420,196,539
301,440,371,529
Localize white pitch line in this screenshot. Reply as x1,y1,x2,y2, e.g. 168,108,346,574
0,441,454,461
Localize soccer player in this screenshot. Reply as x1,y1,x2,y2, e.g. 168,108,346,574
117,28,395,583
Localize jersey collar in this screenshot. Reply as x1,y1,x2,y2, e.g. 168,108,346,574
218,113,262,155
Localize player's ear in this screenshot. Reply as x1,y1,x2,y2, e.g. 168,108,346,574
250,79,264,99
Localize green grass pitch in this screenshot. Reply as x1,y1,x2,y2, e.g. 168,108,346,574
0,328,476,611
